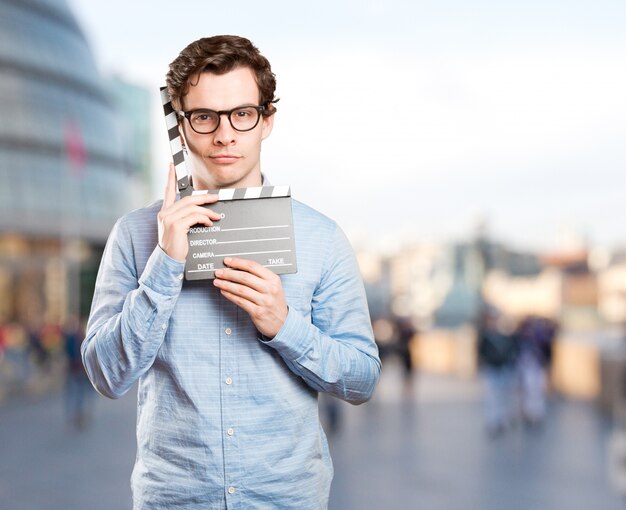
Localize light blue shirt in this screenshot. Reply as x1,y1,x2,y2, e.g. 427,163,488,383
82,195,381,510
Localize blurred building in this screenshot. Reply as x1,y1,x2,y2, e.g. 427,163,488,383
598,250,626,327
357,231,626,393
357,251,393,321
366,233,542,329
0,1,149,339
107,76,153,193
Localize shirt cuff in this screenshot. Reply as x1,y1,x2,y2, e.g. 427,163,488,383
262,305,310,360
139,246,186,296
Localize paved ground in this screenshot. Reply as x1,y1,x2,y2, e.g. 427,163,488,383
0,360,624,509
328,361,626,510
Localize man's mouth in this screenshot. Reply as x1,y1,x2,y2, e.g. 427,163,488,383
208,153,240,164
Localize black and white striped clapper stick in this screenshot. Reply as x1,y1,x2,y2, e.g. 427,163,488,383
160,86,192,197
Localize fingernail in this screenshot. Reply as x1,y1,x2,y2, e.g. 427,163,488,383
224,257,232,265
214,269,223,278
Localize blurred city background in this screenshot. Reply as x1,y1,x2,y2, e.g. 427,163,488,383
1,0,626,508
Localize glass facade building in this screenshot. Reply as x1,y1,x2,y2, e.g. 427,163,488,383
0,0,149,389
0,0,135,239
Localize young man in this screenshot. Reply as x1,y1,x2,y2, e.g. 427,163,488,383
82,35,380,509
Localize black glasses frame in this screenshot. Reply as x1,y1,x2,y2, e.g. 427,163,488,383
178,105,267,134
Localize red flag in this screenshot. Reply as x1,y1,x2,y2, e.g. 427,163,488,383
64,118,87,177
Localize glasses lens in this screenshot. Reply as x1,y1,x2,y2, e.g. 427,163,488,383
230,107,260,131
190,110,219,133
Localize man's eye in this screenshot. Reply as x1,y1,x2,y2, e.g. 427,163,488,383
191,111,217,123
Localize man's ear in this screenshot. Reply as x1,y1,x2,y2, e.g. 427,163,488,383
178,123,189,150
261,113,274,141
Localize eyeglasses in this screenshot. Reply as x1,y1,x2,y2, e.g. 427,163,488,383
178,105,266,134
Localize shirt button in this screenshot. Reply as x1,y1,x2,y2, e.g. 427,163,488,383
228,486,236,495
227,428,235,436
225,377,233,385
161,323,167,330
178,273,184,280
225,327,232,335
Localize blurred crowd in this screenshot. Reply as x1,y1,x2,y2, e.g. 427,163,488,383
0,305,558,437
0,320,64,387
367,307,559,438
0,317,94,428
477,306,558,436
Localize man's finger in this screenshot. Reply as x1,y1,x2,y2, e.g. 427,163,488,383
165,193,221,217
223,257,273,279
214,267,266,294
214,278,258,303
162,163,177,210
164,201,223,226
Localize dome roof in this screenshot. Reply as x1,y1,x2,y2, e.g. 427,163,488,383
0,0,132,241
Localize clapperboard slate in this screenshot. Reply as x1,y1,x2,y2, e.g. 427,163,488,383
185,186,297,280
159,86,297,281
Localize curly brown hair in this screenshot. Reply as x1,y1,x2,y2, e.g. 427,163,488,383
166,35,278,116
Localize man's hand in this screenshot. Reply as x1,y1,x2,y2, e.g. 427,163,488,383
157,164,221,262
213,257,288,338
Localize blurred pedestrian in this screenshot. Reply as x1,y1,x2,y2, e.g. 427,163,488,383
395,315,417,393
27,320,49,372
477,306,519,437
515,315,557,427
372,316,397,363
63,316,93,429
3,322,31,384
0,323,6,364
319,393,342,436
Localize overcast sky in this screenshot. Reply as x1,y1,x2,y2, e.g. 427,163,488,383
68,0,626,253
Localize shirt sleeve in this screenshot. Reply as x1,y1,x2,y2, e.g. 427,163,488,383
262,224,381,405
81,218,185,399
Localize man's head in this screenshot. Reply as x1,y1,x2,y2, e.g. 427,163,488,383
166,35,277,190
166,35,277,115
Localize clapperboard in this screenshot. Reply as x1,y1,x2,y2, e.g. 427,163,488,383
160,87,297,280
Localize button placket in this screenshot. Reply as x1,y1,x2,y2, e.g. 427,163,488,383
221,307,240,506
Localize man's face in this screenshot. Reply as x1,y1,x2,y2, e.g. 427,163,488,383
180,67,274,190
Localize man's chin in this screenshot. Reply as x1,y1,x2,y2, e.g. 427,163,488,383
192,172,258,191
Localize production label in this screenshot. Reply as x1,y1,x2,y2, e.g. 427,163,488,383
185,196,297,280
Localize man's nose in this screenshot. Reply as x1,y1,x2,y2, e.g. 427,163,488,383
213,114,236,144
